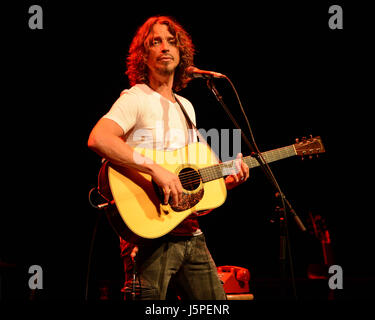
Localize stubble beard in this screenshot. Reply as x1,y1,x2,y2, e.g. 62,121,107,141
155,63,177,77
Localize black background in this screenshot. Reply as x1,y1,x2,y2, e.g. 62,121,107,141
1,0,374,302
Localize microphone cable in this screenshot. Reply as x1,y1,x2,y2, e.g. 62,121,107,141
85,187,108,300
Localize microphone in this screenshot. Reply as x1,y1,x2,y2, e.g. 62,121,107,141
186,66,226,79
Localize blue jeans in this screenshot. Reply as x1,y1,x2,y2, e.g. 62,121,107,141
122,234,226,300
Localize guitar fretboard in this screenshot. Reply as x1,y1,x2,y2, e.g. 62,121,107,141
199,145,296,183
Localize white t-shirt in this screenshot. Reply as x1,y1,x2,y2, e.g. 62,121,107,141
103,83,197,150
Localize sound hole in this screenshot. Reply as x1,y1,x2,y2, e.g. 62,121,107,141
178,167,201,191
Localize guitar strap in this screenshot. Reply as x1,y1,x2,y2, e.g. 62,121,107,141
174,94,207,145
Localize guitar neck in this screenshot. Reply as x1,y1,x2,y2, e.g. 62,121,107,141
199,145,297,183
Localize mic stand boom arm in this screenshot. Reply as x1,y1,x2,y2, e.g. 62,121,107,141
206,79,305,231
206,78,305,299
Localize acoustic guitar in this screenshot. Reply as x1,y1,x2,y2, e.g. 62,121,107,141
98,136,325,240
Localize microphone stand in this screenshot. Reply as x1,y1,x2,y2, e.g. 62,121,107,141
206,78,306,300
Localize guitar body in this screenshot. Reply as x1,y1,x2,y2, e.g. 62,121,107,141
99,142,227,239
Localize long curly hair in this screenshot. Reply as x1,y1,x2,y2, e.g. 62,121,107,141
125,16,195,92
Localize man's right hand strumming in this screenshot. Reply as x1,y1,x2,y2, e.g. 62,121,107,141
150,165,183,206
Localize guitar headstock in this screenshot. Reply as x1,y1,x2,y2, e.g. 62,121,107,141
294,136,325,158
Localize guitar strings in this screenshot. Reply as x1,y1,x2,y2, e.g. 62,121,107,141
177,165,223,181
175,155,258,180
177,162,236,182
176,155,260,182
178,149,296,184
159,146,300,186
173,149,292,182
178,169,223,185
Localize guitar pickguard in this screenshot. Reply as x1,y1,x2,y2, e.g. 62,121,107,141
151,165,205,212
172,189,204,212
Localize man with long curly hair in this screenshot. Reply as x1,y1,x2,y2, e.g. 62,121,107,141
88,16,249,300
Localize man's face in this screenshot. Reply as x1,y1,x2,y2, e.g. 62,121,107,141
146,23,180,78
